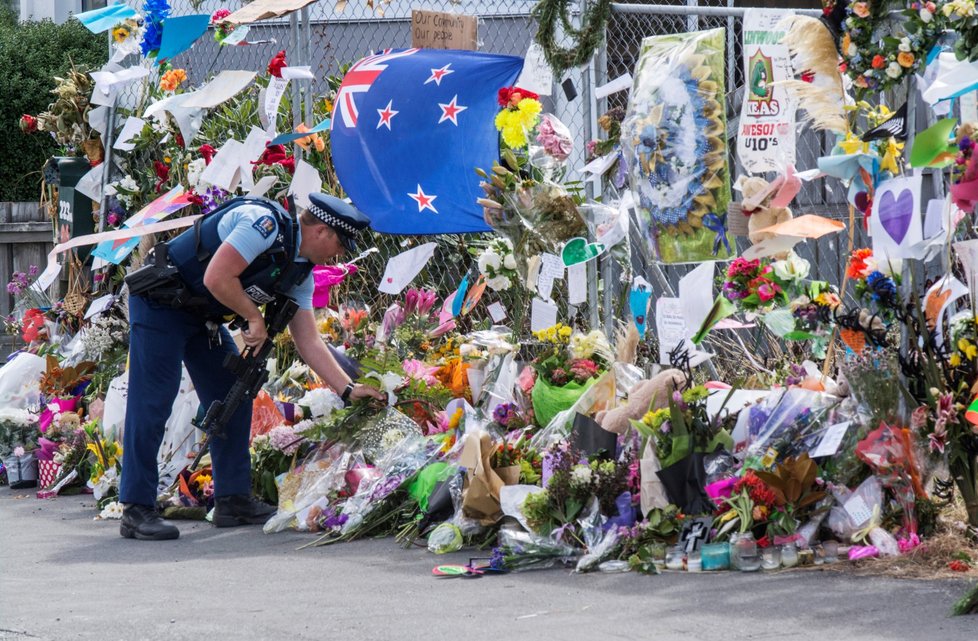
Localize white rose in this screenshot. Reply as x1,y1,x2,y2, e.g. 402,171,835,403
886,62,903,79
503,253,517,270
898,38,911,52
488,275,510,291
847,43,858,57
920,8,933,22
478,251,501,274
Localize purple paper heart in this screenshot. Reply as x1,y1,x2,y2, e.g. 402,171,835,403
878,188,914,245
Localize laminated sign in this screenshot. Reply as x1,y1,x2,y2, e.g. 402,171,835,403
737,10,797,174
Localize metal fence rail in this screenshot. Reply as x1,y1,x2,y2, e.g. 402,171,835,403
93,1,905,377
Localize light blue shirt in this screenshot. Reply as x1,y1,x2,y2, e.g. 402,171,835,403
216,205,314,310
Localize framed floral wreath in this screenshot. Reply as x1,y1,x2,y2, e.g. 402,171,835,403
838,0,946,92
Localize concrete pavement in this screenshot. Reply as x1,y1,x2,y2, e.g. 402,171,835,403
1,489,975,641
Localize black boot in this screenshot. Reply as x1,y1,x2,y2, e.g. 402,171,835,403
120,504,180,540
213,495,277,528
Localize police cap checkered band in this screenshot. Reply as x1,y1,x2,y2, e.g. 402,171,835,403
308,202,358,235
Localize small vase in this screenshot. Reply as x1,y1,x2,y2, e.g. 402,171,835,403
734,531,761,572
781,542,799,568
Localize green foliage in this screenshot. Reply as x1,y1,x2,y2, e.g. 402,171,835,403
0,10,106,200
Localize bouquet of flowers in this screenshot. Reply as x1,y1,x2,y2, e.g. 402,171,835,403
722,257,789,312
473,238,519,292
529,325,612,428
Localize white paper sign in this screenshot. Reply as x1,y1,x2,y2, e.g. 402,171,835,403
281,66,315,81
871,174,923,261
679,262,714,340
811,421,850,458
487,301,507,323
263,76,289,136
84,294,116,320
378,243,437,295
113,116,145,151
537,253,564,301
515,43,553,96
199,139,246,192
844,494,874,527
288,159,322,210
567,261,587,305
247,175,278,198
737,10,797,173
530,297,558,332
74,165,105,203
656,297,687,365
580,152,618,179
183,70,257,109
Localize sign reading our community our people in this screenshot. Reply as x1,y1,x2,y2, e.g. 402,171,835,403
737,9,797,174
411,10,478,51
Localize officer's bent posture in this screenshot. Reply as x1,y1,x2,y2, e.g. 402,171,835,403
119,193,383,540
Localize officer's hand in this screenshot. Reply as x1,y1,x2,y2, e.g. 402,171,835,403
351,383,385,402
242,315,268,348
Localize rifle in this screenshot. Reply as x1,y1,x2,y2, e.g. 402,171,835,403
189,296,299,470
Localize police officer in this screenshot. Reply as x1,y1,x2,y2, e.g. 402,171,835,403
120,193,383,541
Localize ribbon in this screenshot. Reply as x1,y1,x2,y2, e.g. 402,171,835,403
703,212,730,256
31,215,203,294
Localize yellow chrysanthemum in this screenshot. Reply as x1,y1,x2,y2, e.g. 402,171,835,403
517,98,542,129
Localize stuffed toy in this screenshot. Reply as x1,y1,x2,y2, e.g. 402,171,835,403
595,368,687,435
740,175,793,246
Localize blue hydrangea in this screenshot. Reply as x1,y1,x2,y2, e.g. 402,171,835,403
140,0,170,57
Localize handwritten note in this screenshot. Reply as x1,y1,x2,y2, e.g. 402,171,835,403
515,43,554,96
811,421,850,458
537,253,564,301
656,297,686,365
567,262,587,305
530,297,558,332
487,301,507,323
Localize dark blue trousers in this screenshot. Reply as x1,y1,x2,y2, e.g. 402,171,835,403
119,295,252,507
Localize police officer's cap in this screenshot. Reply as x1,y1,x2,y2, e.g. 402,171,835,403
306,193,370,252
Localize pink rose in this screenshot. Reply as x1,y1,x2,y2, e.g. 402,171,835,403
535,114,573,161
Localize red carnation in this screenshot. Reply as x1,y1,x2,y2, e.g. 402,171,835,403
153,160,170,193
267,50,287,78
199,144,216,165
19,114,38,133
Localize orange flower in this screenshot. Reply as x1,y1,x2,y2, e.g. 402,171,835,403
841,33,852,56
897,51,915,68
294,123,325,153
159,68,187,92
871,55,886,70
847,247,873,279
852,2,870,17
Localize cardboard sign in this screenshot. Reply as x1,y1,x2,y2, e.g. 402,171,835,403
411,10,478,51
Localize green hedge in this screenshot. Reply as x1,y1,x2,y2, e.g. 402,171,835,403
0,9,106,201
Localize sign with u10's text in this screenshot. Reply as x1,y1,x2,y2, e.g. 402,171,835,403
737,9,797,173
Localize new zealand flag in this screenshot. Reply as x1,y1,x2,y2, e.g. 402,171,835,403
330,48,523,235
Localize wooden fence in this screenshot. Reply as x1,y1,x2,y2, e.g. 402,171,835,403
0,202,53,357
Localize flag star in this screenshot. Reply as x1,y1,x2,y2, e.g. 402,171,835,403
424,63,454,86
408,184,438,213
437,95,467,126
376,99,398,130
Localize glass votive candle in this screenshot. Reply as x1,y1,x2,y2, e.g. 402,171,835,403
665,546,685,571
761,545,781,570
781,542,799,568
701,542,730,571
687,550,702,573
822,540,839,564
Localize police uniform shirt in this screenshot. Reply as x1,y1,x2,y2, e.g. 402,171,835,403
216,205,314,310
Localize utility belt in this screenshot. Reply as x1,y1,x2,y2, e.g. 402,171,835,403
124,244,211,316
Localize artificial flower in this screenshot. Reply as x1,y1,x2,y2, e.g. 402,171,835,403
885,62,903,79
268,50,287,78
897,52,915,68
159,68,187,92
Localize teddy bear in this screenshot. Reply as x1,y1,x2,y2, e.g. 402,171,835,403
740,175,793,246
594,368,688,435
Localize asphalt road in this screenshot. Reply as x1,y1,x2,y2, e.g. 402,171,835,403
1,490,976,641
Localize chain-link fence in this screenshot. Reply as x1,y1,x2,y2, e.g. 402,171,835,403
96,1,928,376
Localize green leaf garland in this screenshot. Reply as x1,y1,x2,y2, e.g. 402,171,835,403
532,0,614,76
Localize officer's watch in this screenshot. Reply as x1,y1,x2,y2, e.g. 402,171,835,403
341,382,355,405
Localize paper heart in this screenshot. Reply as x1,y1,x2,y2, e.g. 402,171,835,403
878,188,914,244
562,237,605,266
